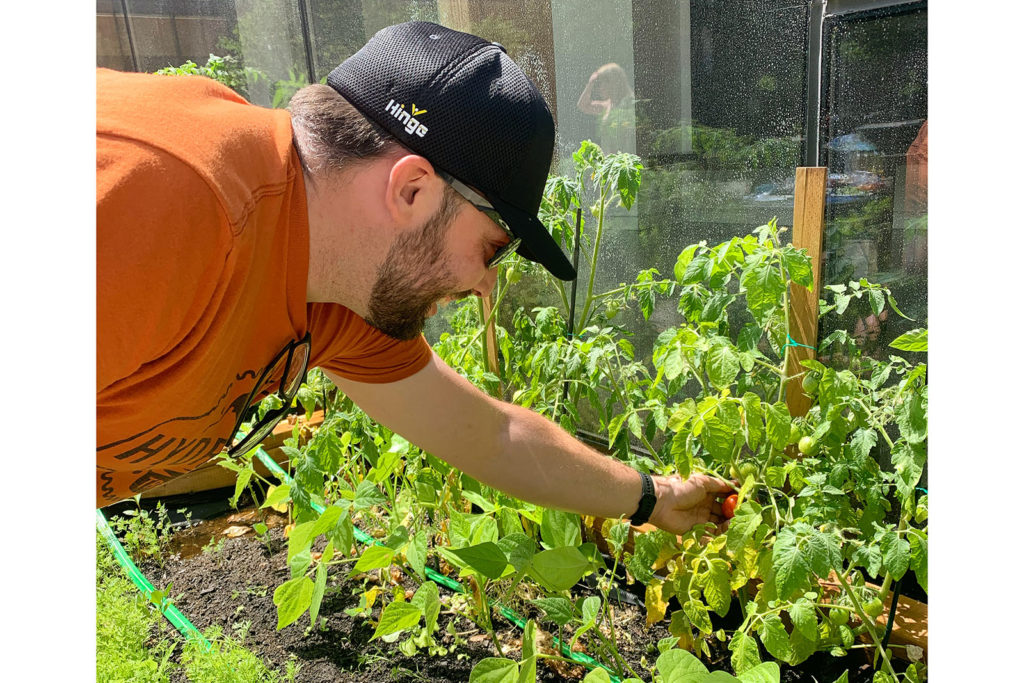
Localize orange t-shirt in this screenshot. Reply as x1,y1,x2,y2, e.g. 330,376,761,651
96,68,432,506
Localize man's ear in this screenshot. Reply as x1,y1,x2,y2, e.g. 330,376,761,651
384,154,441,227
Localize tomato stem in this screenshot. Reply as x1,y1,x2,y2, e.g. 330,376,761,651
834,572,900,678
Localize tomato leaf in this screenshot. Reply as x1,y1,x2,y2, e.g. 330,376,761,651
700,417,735,462
908,529,928,592
895,390,928,445
773,526,810,599
889,328,927,353
704,562,733,616
706,342,741,388
765,402,792,451
729,631,762,674
788,599,818,643
741,263,785,325
758,613,792,663
741,393,764,451
881,529,911,580
668,398,697,432
683,599,713,635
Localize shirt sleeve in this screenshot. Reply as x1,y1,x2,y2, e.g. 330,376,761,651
307,303,433,384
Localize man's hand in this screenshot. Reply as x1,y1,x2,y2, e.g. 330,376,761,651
648,473,735,536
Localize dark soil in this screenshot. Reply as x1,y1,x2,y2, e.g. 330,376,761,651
123,498,912,683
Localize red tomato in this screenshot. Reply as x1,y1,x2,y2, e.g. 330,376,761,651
722,494,738,519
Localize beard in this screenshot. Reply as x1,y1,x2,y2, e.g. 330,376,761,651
365,188,465,341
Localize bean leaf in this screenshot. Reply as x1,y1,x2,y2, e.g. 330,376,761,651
371,601,422,640
273,576,314,630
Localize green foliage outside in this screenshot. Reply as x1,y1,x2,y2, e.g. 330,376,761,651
156,54,323,109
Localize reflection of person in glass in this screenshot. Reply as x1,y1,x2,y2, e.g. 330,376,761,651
903,120,927,273
577,63,636,154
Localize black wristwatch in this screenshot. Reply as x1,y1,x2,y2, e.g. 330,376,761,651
629,471,657,526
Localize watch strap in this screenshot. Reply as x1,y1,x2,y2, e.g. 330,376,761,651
629,471,657,526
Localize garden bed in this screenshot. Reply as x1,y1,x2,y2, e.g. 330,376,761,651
116,495,914,683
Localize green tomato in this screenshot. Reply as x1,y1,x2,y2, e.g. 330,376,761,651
788,423,802,445
829,608,850,626
798,436,819,456
605,301,620,319
801,373,819,394
863,598,884,619
738,462,758,481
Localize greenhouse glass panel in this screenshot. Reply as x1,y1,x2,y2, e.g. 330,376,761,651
113,0,311,108
97,1,134,71
819,3,927,364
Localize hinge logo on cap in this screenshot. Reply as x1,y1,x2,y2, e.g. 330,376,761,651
385,99,428,137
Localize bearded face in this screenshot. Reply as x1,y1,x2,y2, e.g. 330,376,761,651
365,187,466,340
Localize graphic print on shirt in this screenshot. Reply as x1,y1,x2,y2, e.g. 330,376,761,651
96,366,272,503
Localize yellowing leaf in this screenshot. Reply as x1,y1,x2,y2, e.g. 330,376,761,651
645,579,669,625
364,587,380,611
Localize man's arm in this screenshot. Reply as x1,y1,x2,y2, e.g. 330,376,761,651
326,352,732,535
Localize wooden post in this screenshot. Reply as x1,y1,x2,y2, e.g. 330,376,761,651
480,293,501,378
785,167,827,418
437,0,472,31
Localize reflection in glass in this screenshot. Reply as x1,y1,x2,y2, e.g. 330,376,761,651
820,5,927,362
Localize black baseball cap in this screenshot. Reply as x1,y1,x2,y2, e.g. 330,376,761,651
327,21,576,281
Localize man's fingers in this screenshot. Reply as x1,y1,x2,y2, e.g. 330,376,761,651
695,473,735,493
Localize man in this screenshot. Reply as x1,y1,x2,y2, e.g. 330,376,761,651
97,21,731,535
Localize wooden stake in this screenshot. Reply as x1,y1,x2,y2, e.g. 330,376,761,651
786,167,827,418
480,293,501,396
437,0,472,31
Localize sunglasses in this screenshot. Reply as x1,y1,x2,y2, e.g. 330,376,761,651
225,332,311,458
438,172,521,269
